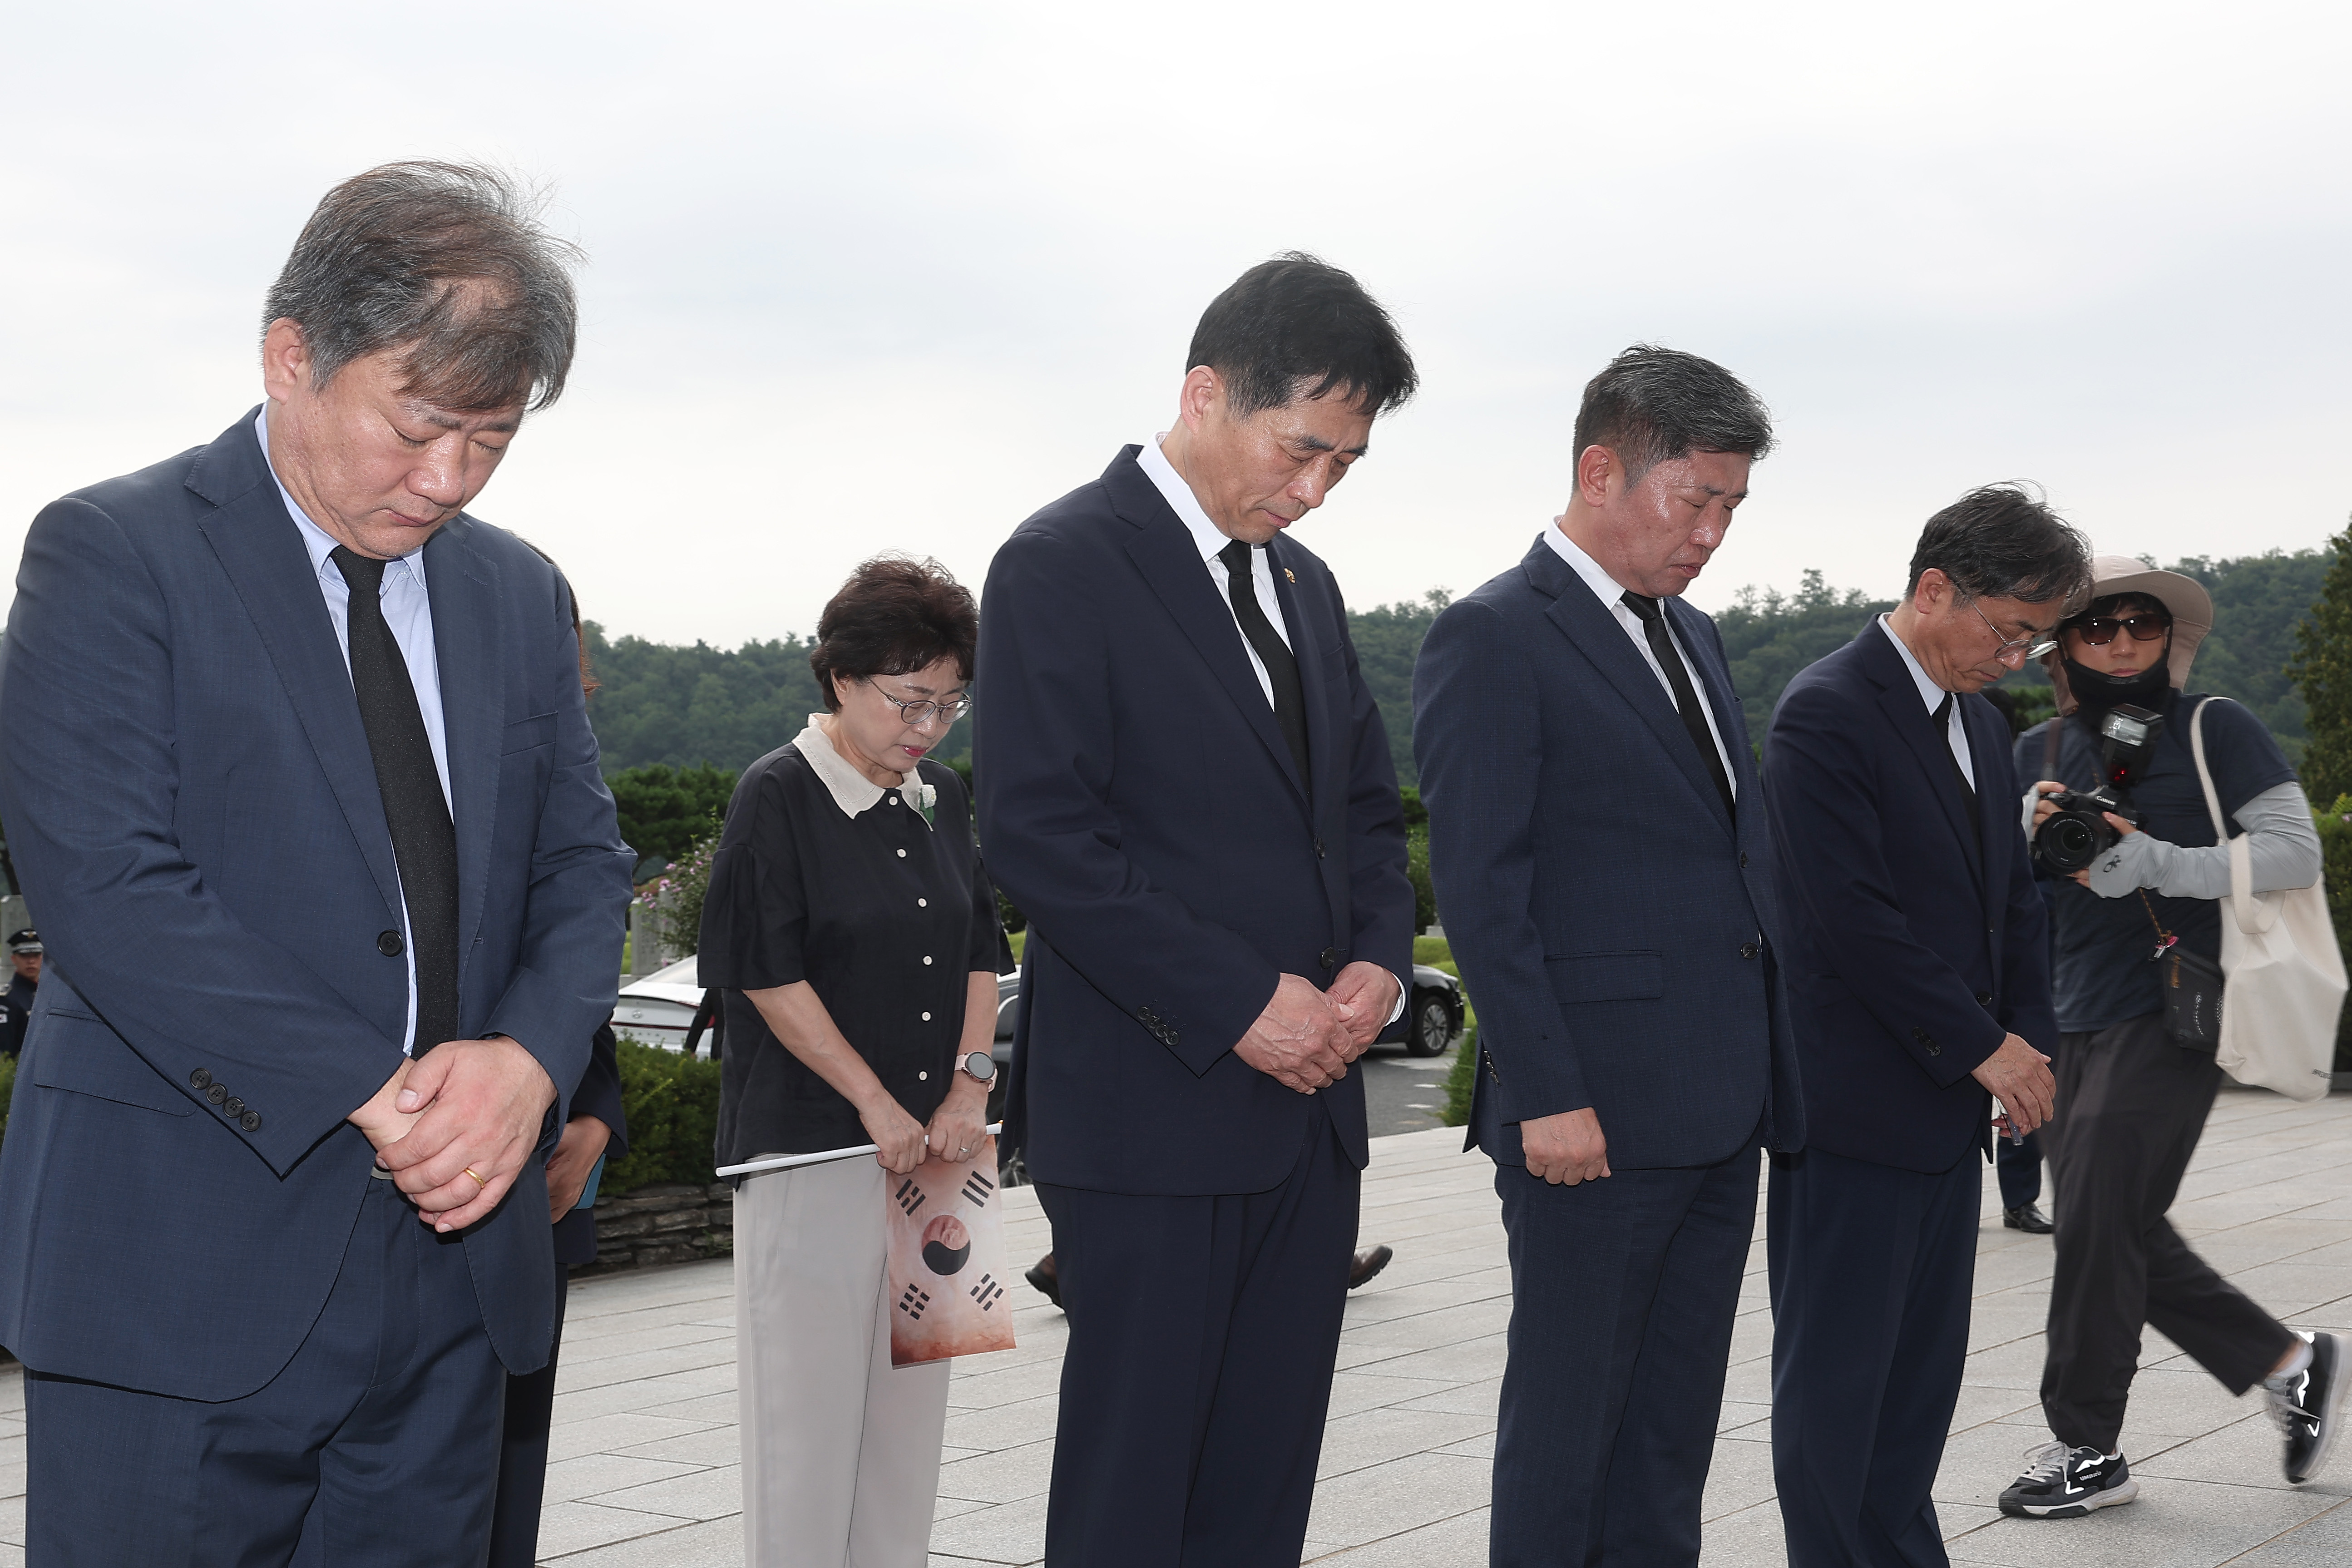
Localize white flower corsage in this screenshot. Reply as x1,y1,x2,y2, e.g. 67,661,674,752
913,779,937,828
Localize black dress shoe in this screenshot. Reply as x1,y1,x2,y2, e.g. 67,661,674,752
1348,1244,1394,1290
2005,1204,2054,1234
1025,1252,1062,1310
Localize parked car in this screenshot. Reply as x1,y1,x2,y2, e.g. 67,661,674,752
610,955,703,1050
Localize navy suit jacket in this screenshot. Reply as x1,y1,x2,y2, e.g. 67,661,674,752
0,410,635,1399
1763,623,2057,1173
975,447,1417,1196
1413,537,1803,1168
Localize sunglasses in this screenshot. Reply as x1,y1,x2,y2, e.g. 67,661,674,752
2072,613,2171,647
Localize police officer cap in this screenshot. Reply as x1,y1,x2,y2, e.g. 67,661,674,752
7,929,40,955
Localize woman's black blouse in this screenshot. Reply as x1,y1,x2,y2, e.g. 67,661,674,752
700,741,1003,1166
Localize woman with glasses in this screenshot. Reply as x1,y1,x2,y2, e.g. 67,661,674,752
1992,556,2340,1520
699,554,1004,1567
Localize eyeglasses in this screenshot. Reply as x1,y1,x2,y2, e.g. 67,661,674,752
2071,613,2172,648
1964,598,2060,666
865,678,972,728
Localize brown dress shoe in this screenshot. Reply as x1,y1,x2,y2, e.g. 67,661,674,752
1349,1244,1395,1290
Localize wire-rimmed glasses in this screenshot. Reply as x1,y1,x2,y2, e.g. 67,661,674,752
866,678,973,728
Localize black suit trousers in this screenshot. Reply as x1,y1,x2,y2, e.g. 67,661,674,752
1035,1098,1358,1568
1489,1143,1759,1568
2039,1012,2293,1452
1769,1147,1978,1568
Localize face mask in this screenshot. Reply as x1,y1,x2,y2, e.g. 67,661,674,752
2064,657,2169,716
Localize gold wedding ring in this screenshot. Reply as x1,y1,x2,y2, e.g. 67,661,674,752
462,1166,488,1189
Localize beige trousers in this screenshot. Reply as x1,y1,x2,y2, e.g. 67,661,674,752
736,1153,951,1568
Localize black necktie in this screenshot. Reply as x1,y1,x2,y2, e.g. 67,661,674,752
1218,539,1310,786
1932,692,1982,847
1620,591,1735,818
333,546,461,1054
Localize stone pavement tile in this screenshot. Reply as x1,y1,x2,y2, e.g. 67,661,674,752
558,1321,737,1366
593,1464,742,1522
0,1372,17,1416
544,1514,744,1565
0,1542,20,1567
2224,1497,2352,1565
1314,1405,1490,1480
1719,1397,1772,1436
610,1423,744,1469
1940,1502,2004,1540
1336,1297,1512,1361
1727,1303,1774,1363
939,1352,1066,1409
2134,1409,2352,1497
634,1389,741,1426
943,1391,1057,1450
936,1437,1055,1504
1703,1434,1779,1520
1341,1331,1503,1386
1936,1476,2338,1567
1299,1450,1490,1551
539,1451,706,1507
551,1413,725,1465
554,1340,738,1395
1950,1382,2041,1435
1300,1504,1487,1564
1966,1333,2058,1392
1393,1375,1499,1420
1940,1420,2075,1512
2205,1261,2352,1318
934,1494,993,1521
1435,1430,1495,1459
0,1492,20,1548
534,1501,694,1558
1723,1351,1776,1405
1969,1286,2057,1355
1696,1497,1790,1567
1324,1368,1467,1418
1339,1276,1511,1326
0,1471,15,1511
923,1489,1050,1564
551,1365,736,1424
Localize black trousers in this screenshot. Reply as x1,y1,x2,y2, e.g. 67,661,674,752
1489,1144,1759,1568
1769,1146,1980,1568
486,1266,571,1568
2039,1010,2295,1453
1035,1100,1358,1568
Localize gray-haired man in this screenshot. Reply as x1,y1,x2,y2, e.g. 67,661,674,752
0,163,633,1560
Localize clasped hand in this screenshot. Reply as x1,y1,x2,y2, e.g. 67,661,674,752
348,1037,559,1232
1234,964,1394,1094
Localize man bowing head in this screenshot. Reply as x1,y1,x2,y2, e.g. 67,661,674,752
0,162,634,1563
976,255,1420,1568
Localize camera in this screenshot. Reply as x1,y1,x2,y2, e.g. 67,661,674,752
2031,704,2163,877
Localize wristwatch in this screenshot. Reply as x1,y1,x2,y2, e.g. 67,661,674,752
958,1049,997,1084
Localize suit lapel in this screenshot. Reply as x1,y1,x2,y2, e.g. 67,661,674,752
424,519,503,963
1860,628,1983,885
1267,536,1333,808
1110,458,1309,807
1528,544,1733,836
195,471,405,922
1665,595,1751,818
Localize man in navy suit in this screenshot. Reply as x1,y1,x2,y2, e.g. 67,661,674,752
1414,346,1804,1567
0,163,634,1563
975,254,1419,1566
1764,486,2085,1565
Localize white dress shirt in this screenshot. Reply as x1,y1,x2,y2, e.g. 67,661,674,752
1137,434,1292,707
256,409,450,1052
1136,435,1405,1027
1877,615,1975,791
1541,524,1736,797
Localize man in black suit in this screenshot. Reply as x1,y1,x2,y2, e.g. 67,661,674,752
1764,486,2086,1565
975,254,1419,1567
1415,346,1802,1566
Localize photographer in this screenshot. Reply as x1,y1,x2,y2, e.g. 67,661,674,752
1996,557,2341,1519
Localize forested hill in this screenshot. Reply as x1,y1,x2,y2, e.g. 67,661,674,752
582,551,2328,790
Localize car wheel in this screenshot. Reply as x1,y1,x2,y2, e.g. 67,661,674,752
1405,994,1453,1057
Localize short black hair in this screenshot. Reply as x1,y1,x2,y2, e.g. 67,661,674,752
1571,346,1774,484
1905,484,2092,606
1186,252,1417,418
809,555,978,712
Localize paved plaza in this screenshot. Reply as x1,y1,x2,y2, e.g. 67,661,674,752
5,1087,2352,1564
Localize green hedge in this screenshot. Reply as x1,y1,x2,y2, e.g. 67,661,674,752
1441,1022,1477,1128
604,1039,724,1193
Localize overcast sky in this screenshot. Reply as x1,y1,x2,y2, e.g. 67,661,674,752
5,2,2348,648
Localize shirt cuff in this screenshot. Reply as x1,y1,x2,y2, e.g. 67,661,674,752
1386,969,1408,1025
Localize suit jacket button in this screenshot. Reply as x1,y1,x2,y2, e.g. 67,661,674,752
1927,1043,1942,1056
224,1096,245,1117
206,1083,228,1105
1739,943,1759,960
1739,851,1750,868
377,930,405,958
1320,947,1337,969
1976,992,1994,1008
189,1068,212,1090
242,1111,262,1133
1314,837,1326,859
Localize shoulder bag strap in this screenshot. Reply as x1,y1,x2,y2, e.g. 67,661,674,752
2188,697,2278,936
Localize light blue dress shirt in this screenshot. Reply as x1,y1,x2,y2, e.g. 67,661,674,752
255,409,451,1052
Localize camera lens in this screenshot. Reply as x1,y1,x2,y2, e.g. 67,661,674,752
2040,815,2099,873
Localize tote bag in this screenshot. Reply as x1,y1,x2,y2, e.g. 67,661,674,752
2190,699,2346,1101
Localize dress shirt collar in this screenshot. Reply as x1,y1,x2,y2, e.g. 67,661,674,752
1137,433,1247,566
1541,522,1644,613
1876,615,1951,714
791,715,933,828
253,408,426,597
